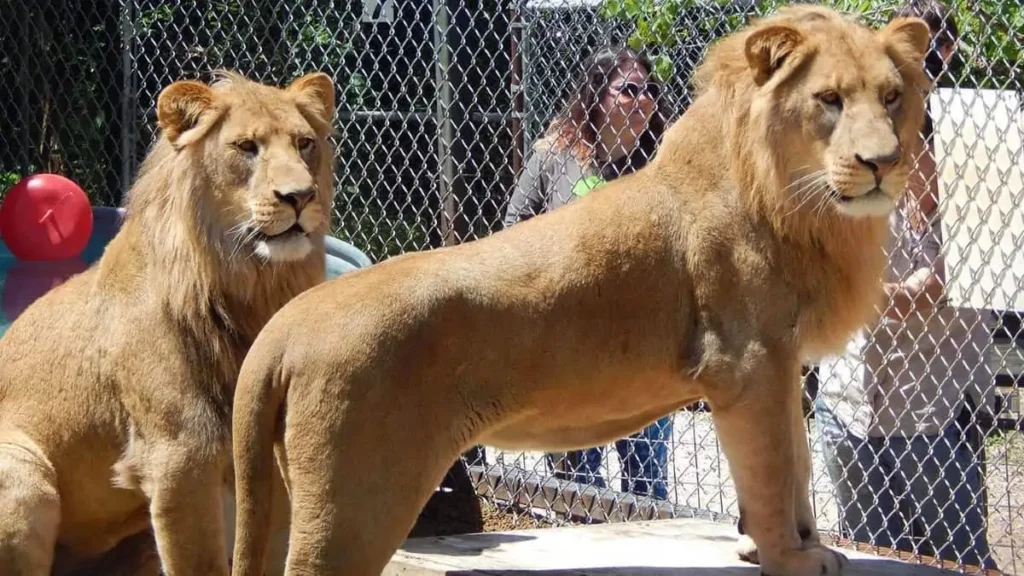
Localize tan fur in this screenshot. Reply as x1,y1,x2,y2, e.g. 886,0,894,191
231,6,932,576
0,70,337,576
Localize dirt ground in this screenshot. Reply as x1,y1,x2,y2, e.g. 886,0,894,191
408,460,550,539
982,430,1024,574
409,488,550,538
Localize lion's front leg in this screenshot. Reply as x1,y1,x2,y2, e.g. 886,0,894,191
710,359,846,576
143,450,230,576
792,389,819,548
737,384,819,566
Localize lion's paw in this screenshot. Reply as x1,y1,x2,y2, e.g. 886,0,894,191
737,534,759,565
760,544,848,576
741,525,824,566
798,523,820,547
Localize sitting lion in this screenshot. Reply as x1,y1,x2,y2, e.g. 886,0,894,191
230,6,931,576
0,70,336,575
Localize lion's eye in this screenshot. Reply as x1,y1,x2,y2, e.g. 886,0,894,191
297,137,316,153
816,91,842,108
884,90,902,106
235,140,258,155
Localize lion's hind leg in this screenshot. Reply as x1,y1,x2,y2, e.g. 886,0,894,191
709,359,847,576
280,377,468,576
0,432,61,576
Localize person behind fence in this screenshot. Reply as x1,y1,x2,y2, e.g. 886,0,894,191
502,45,674,499
813,1,997,568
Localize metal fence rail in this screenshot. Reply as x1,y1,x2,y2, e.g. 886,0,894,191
1,0,1021,573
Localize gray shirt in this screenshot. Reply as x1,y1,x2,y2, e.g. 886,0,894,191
503,139,607,228
816,207,995,438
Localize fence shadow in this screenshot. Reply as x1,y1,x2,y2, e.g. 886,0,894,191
440,557,958,575
400,532,537,557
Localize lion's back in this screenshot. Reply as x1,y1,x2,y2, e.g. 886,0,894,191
0,266,116,429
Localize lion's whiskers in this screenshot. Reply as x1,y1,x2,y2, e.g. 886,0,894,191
782,166,817,192
790,178,834,221
227,218,261,262
780,170,831,218
809,182,836,220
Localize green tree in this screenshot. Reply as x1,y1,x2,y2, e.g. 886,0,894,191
599,0,1022,93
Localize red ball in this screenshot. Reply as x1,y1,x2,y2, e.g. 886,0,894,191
1,174,93,261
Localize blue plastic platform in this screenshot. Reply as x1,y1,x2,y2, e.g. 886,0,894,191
0,206,373,336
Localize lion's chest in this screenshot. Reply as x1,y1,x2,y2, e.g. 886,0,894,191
797,289,881,361
685,223,885,366
792,250,886,361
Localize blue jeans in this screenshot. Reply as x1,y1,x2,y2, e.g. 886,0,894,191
814,400,996,569
546,416,673,500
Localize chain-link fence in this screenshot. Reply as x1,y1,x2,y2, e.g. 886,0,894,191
2,0,1022,573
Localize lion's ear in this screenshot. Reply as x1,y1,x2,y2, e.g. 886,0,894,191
744,24,806,86
880,17,931,67
288,72,337,127
157,80,218,148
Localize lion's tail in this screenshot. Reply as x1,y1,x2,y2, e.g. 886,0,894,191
231,347,288,576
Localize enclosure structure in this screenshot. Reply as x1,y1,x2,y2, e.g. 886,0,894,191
1,0,1021,573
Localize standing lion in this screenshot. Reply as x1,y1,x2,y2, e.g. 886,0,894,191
0,70,336,576
231,5,933,576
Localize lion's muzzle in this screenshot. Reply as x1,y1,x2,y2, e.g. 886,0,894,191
273,186,316,215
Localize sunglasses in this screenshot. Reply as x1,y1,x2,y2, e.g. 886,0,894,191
614,81,661,100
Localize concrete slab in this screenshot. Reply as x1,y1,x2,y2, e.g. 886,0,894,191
385,518,959,575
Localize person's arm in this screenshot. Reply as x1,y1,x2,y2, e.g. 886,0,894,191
906,134,939,229
884,133,947,321
503,149,548,229
882,263,945,321
883,216,947,321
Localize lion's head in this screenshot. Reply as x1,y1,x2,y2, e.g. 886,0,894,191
694,4,932,227
112,71,337,334
128,70,336,267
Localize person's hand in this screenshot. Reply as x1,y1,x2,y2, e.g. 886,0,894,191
976,408,997,435
960,394,998,438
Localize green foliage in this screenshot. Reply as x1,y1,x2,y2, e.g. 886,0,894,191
598,0,1023,92
332,186,430,261
945,0,1023,91
135,1,373,107
599,0,682,51
598,0,715,82
3,1,379,212
0,172,22,198
0,3,124,206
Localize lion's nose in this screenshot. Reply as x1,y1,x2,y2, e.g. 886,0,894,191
855,150,900,181
274,187,316,213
